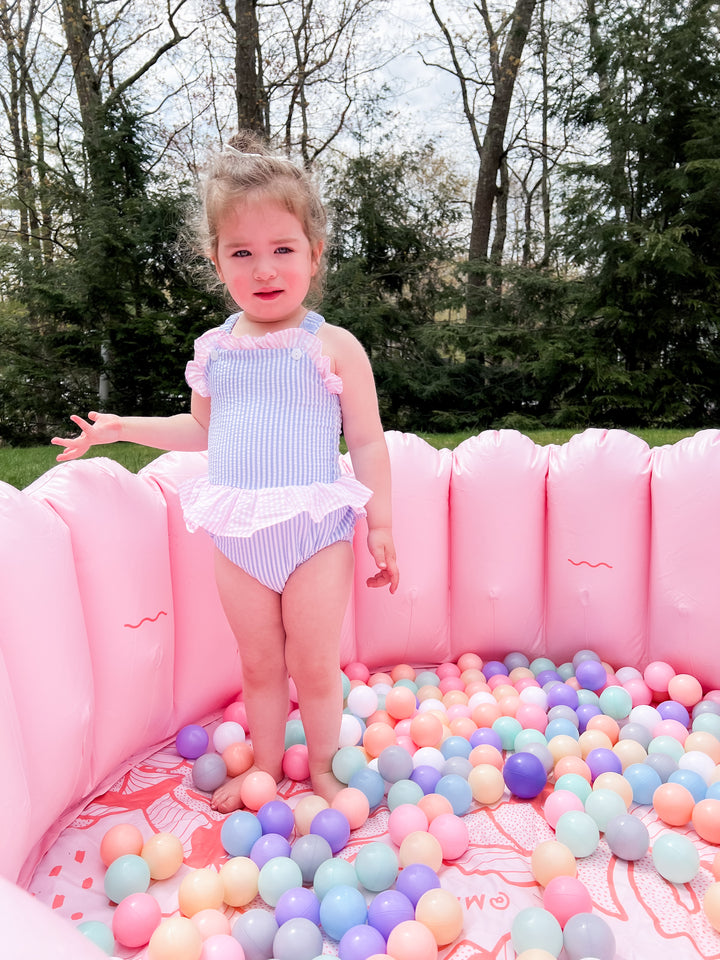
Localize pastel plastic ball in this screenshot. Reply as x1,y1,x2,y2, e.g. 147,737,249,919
112,891,162,947
313,857,359,900
378,744,415,783
177,724,210,759
511,907,563,957
468,764,505,805
192,908,231,939
192,753,228,792
319,884,368,941
223,741,254,777
275,886,321,926
624,762,662,804
178,868,224,917
434,773,473,815
386,919,439,960
530,840,577,886
604,813,650,860
294,795,329,835
415,888,463,945
221,810,262,857
704,882,720,932
257,799,294,838
339,923,388,960
363,724,396,759
220,856,259,907
349,767,386,809
251,832,292,868
231,908,278,960
291,833,333,884
417,793,454,823
367,890,415,942
310,807,351,854
553,773,591,804
141,831,184,880
386,685,418,720
283,743,310,781
398,830,443,871
668,672,703,707
542,875,592,928
585,747,622,780
692,798,720,844
428,813,469,860
272,917,323,960
544,790,584,829
339,712,365,748
652,781,695,826
554,810,600,858
503,751,548,799
240,770,277,810
598,685,632,720
387,779,425,810
644,660,675,694
652,831,700,883
355,840,400,891
575,659,607,691
77,920,115,955
104,853,151,904
410,712,444,748
332,786,371,830
148,917,203,960
562,912,616,960
584,787,627,831
201,934,246,960
394,863,440,908
212,720,246,754
257,856,303,907
101,823,144,867
347,683,379,718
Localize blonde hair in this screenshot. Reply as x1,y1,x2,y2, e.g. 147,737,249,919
194,131,327,305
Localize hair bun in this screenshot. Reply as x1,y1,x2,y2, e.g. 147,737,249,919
227,130,269,157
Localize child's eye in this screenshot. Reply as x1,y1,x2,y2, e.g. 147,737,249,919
276,246,293,255
232,249,251,258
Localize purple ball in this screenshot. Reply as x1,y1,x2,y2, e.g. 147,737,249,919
310,808,351,854
576,703,602,733
339,923,387,960
395,863,441,907
586,747,623,780
410,764,442,794
537,669,562,687
367,888,415,939
258,800,295,838
656,700,691,725
176,724,209,759
470,727,503,751
575,659,607,691
483,660,509,679
250,832,292,868
502,751,548,799
546,682,579,710
275,886,321,926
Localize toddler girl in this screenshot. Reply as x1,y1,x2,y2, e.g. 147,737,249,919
53,132,399,812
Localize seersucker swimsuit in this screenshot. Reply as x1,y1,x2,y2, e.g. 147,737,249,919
179,310,372,592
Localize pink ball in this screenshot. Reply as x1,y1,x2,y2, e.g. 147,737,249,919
222,701,248,731
428,813,469,860
332,787,371,830
542,875,593,927
112,892,162,948
192,908,231,939
644,661,675,696
282,744,310,781
388,804,429,846
239,771,277,810
437,661,461,679
652,719,689,744
668,673,704,708
516,703,549,733
387,919,439,960
345,661,371,683
623,678,652,707
201,934,246,959
439,676,465,694
543,790,584,829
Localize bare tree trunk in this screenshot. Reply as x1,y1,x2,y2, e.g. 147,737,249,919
234,0,267,133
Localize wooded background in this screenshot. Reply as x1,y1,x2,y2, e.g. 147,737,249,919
1,0,718,442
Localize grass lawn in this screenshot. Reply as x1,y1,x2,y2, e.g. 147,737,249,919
0,427,702,491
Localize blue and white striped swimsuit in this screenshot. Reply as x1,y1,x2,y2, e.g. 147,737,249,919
180,311,372,592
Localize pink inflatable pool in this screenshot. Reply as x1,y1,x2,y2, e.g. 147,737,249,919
2,428,720,958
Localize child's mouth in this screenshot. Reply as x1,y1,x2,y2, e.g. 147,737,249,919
255,290,282,300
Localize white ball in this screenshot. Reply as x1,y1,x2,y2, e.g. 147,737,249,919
212,721,246,754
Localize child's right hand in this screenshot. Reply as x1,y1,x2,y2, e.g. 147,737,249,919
51,412,122,461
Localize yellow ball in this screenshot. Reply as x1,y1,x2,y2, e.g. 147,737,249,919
178,868,224,917
148,917,203,960
293,794,329,835
530,840,577,887
398,830,443,872
141,832,184,880
468,764,505,805
415,888,464,945
220,856,259,907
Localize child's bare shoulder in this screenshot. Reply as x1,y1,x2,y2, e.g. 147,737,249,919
318,320,366,357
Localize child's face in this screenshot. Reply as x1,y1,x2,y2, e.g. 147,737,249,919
213,198,322,329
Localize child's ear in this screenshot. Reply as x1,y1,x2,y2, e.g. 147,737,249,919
311,240,324,275
210,254,225,284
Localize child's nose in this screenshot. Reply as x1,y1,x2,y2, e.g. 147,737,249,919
253,257,277,280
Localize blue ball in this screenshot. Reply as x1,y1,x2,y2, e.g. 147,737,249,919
354,841,399,892
377,744,414,783
623,762,662,805
440,735,472,760
319,884,368,941
503,751,548,799
545,718,580,741
77,920,114,954
291,833,333,884
221,809,263,857
103,854,150,904
668,768,707,803
191,752,228,792
349,767,386,809
435,773,473,815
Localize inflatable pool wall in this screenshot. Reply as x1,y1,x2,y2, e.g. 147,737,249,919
2,427,720,955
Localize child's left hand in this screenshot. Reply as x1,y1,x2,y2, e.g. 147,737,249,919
366,528,399,594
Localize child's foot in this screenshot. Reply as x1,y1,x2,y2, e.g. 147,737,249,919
210,765,279,814
311,769,345,805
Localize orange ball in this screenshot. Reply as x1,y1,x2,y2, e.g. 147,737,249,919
409,712,444,748
101,823,144,867
239,771,277,811
332,786,370,830
417,685,443,702
449,717,477,740
498,695,521,717
472,702,501,727
712,851,720,881
685,731,720,763
530,840,577,887
547,735,583,763
692,799,720,844
364,721,397,757
148,917,203,960
612,739,647,769
219,857,259,907
492,683,517,701
468,764,505,805
653,781,695,826
586,714,620,743
366,709,395,727
387,920,439,960
415,888,464,945
578,729,613,757
442,690,469,708
391,663,417,682
294,795,329,834
553,756,591,782
704,882,720,932
178,868,224,917
385,686,418,720
417,793,454,823
141,832,184,880
457,652,483,671
222,741,254,777
469,744,504,770
398,831,443,872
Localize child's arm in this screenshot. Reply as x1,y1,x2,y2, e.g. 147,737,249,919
52,392,211,461
332,327,399,594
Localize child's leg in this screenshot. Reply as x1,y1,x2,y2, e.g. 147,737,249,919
282,539,354,803
211,547,287,813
